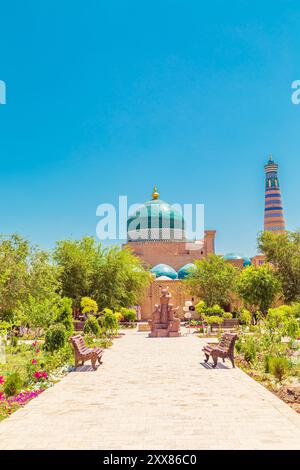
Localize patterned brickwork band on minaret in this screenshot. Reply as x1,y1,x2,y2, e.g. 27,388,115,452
264,154,285,232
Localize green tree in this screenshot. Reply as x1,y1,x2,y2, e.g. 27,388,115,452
90,245,150,310
258,230,300,303
81,297,98,315
237,264,281,316
54,237,100,307
0,234,30,320
56,297,74,335
187,254,238,307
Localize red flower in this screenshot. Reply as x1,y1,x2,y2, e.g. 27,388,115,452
41,371,48,379
31,359,37,365
32,341,37,347
35,349,40,354
34,371,41,380
0,376,4,385
0,392,4,400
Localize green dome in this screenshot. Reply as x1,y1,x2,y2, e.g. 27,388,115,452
223,252,244,261
178,263,197,279
127,191,185,242
150,264,178,279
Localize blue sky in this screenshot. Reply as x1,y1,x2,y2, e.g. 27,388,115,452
0,0,300,256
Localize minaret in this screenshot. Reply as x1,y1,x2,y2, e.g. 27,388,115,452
264,155,285,232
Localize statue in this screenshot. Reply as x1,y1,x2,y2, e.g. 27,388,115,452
149,287,180,337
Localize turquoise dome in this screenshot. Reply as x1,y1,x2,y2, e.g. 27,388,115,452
150,264,178,279
224,252,244,261
127,188,185,242
178,263,197,279
243,257,251,267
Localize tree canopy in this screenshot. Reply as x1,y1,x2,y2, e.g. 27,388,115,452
237,264,281,315
258,230,300,303
186,254,238,307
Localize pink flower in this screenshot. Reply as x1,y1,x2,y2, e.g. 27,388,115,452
0,376,4,385
32,341,37,347
35,349,40,354
41,371,48,379
34,371,41,380
31,359,37,365
0,392,4,400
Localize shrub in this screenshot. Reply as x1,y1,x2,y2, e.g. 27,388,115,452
223,312,233,319
239,308,252,326
56,297,74,335
44,324,67,352
235,338,243,353
81,297,98,315
10,335,18,347
84,314,100,337
120,307,136,322
204,315,224,326
243,336,257,363
4,372,22,396
284,318,299,339
269,356,290,381
264,354,272,373
101,309,119,337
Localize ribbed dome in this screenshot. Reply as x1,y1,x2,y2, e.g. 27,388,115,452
178,263,197,279
150,264,178,279
127,188,185,242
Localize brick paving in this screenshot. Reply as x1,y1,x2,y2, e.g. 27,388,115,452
0,329,299,449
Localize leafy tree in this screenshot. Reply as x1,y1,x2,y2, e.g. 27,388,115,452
27,249,61,303
237,264,281,316
81,297,98,315
90,245,150,310
54,237,150,310
0,234,30,320
56,297,74,335
17,295,59,335
258,230,300,303
187,254,238,307
54,237,100,307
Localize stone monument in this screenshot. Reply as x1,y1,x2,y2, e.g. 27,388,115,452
148,287,181,337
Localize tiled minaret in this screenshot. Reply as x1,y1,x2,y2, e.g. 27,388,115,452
264,155,285,232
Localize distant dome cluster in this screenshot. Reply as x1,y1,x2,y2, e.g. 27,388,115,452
223,253,251,267
150,262,197,280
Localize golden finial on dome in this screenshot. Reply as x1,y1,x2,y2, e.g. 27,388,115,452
152,185,159,200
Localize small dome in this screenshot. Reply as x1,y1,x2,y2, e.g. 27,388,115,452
150,264,178,279
178,263,197,279
224,252,244,261
243,257,251,267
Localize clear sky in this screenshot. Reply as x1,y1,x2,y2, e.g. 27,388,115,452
0,0,300,257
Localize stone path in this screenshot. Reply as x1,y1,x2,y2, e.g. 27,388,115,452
0,329,300,449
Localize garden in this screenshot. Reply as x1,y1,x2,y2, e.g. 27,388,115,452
186,231,300,412
0,234,150,421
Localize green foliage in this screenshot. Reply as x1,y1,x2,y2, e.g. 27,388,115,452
100,308,120,337
44,344,73,371
10,335,18,348
120,307,136,322
81,296,98,315
56,297,74,335
17,295,59,334
44,324,67,352
54,237,150,310
223,312,233,319
204,315,224,326
258,230,300,303
0,234,30,320
239,308,252,325
269,356,290,382
284,318,299,339
4,372,22,396
237,264,281,315
84,314,101,337
187,254,238,307
241,336,257,363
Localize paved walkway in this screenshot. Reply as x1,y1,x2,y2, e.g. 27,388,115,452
0,329,300,449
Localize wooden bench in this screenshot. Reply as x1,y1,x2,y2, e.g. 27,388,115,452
202,333,238,368
69,335,104,370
